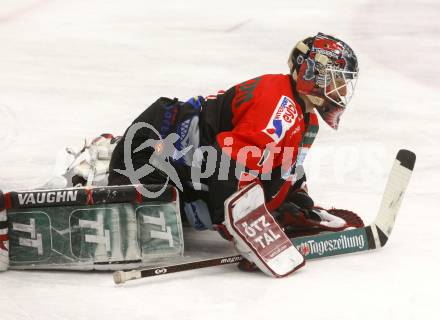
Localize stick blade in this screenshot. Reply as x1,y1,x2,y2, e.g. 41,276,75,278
372,149,416,248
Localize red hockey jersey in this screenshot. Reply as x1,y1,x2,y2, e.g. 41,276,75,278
202,74,318,175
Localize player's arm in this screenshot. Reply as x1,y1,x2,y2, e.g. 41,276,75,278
204,149,306,277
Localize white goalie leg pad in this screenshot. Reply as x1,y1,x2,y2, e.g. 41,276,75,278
224,182,305,277
0,192,8,271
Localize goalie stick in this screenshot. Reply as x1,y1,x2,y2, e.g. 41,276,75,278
113,149,416,284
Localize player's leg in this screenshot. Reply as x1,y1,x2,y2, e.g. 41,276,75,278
108,97,179,186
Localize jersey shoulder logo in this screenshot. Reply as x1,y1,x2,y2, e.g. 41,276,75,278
262,95,298,143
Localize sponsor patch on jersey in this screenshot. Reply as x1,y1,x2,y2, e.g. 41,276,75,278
262,96,298,143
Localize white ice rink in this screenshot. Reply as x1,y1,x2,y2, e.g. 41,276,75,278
0,0,439,319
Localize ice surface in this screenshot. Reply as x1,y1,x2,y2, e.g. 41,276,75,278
0,0,439,319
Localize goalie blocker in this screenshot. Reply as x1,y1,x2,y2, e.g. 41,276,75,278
224,182,305,277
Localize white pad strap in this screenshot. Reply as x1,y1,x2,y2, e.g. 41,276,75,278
68,135,118,186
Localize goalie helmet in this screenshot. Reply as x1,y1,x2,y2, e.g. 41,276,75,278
288,33,359,129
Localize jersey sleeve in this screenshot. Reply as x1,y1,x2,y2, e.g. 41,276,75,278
216,79,305,174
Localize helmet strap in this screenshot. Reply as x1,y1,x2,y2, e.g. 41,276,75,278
288,40,310,74
296,41,309,54
292,69,298,81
